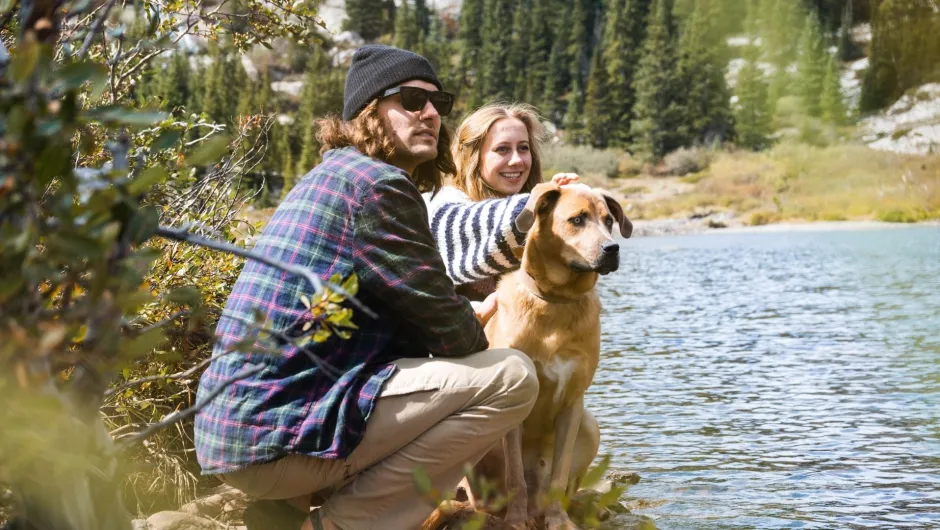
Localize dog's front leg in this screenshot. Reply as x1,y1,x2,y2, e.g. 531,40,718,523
544,396,584,530
502,426,529,528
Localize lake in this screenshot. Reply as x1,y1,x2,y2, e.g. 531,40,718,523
591,225,939,529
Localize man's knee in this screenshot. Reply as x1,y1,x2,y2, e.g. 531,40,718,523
490,348,539,410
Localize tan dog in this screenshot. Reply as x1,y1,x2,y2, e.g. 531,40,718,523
481,181,632,529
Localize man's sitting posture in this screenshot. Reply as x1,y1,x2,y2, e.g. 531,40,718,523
193,46,538,530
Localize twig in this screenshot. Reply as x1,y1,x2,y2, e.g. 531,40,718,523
76,0,118,60
121,309,191,335
104,347,237,398
155,226,377,318
117,363,266,448
222,312,345,380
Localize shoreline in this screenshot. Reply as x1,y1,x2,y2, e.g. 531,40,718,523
630,217,939,238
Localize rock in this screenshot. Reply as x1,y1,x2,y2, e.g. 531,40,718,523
146,511,222,530
607,513,657,530
607,470,641,486
179,484,250,523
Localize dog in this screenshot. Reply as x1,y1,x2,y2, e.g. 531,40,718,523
462,182,633,530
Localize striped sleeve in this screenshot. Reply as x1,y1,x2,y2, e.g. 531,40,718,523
424,187,529,286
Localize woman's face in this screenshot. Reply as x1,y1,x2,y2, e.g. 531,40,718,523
479,118,532,196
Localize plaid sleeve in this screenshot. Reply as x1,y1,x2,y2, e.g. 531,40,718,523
353,174,488,358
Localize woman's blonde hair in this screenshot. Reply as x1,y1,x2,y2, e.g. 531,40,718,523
317,100,455,193
451,103,547,201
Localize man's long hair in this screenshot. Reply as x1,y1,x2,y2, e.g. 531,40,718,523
317,100,455,193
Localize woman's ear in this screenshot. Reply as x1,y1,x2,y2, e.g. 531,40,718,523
515,183,561,232
601,191,633,238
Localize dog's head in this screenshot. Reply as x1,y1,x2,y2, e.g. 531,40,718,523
514,182,632,275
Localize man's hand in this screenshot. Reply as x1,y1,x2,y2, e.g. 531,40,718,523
550,173,580,187
471,292,498,326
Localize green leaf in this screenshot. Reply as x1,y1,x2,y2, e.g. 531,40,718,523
124,205,160,245
151,129,182,151
55,61,107,91
11,37,40,83
84,105,168,127
412,466,433,496
124,329,168,359
163,286,202,307
184,134,230,167
128,166,167,196
0,0,15,14
341,273,359,297
581,454,611,489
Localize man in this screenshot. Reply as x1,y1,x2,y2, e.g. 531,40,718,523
193,45,538,530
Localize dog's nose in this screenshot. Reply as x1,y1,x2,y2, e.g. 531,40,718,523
602,241,619,254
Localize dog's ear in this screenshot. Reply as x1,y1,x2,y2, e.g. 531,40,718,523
515,183,561,232
601,192,633,238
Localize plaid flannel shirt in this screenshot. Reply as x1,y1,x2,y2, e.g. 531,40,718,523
194,147,488,475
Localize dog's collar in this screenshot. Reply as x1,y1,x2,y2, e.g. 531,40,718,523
520,271,587,304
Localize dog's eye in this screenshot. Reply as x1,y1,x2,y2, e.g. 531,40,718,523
569,215,585,226
605,217,613,228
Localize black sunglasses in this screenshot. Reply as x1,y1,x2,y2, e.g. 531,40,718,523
382,86,455,117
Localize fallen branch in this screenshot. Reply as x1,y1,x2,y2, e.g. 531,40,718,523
156,225,376,318
118,363,266,449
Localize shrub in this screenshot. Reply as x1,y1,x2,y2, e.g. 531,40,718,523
748,210,779,226
663,147,712,177
541,143,628,179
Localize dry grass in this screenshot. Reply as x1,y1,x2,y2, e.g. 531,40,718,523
630,142,940,222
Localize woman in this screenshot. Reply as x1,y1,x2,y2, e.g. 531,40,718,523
424,103,600,511
425,103,577,301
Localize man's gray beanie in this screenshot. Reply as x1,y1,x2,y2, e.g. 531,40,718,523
342,45,443,121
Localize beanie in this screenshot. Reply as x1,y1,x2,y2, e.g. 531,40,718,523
342,45,443,121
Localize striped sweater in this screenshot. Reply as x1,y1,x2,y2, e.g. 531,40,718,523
423,186,529,288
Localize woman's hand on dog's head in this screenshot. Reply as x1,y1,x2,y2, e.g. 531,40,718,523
550,173,580,187
472,292,498,326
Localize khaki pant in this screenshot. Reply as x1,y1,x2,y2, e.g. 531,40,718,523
221,348,539,529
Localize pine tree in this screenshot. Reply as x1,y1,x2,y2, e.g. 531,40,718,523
567,0,590,86
820,54,846,124
457,0,485,107
296,47,344,174
509,0,531,102
563,78,586,144
837,0,862,61
393,0,420,51
761,0,803,106
582,44,611,147
201,45,224,123
157,52,190,114
279,125,297,200
420,13,456,90
414,0,431,36
604,0,653,148
524,0,553,106
630,0,685,159
344,0,391,41
541,1,573,122
256,68,275,114
795,12,826,117
676,0,734,145
481,0,514,101
734,39,772,150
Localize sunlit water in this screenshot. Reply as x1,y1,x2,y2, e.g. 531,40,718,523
590,226,940,529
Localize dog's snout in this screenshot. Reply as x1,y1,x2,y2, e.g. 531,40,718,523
601,241,619,254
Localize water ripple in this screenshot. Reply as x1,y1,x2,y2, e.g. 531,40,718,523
591,227,940,529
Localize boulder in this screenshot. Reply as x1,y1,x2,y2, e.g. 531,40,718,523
179,484,250,523
146,511,222,530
